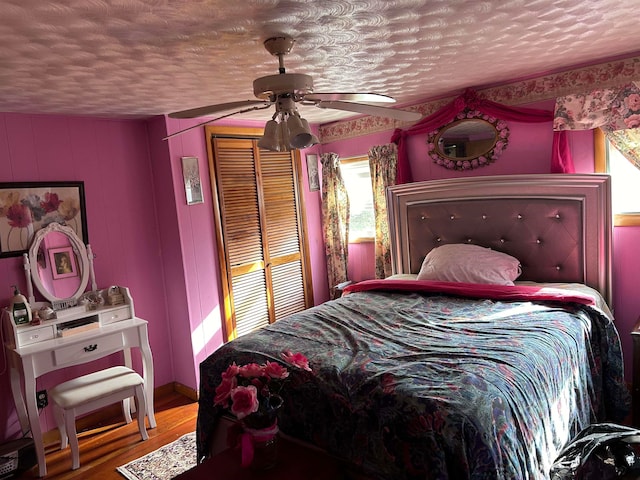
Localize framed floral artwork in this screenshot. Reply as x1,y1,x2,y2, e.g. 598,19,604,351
49,246,78,279
0,181,88,258
181,156,204,205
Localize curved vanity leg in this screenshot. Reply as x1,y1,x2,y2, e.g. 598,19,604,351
123,347,135,416
139,324,156,429
24,366,46,476
8,360,29,434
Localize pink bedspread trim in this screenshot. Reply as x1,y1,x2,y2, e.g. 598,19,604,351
343,279,597,306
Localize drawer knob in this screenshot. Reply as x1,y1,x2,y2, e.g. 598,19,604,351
84,344,98,352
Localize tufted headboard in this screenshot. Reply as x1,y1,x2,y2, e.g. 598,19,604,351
386,174,613,306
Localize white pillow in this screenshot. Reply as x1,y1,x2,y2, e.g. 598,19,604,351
416,244,522,286
385,273,418,280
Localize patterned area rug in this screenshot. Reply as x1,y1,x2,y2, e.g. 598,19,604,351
117,432,196,480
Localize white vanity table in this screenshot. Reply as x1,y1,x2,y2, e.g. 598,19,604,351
1,223,156,477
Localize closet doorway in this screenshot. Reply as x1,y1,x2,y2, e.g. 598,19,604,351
205,125,314,341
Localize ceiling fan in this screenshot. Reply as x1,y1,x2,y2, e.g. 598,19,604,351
165,35,422,149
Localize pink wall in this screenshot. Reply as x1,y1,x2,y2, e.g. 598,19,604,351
146,117,198,390
158,117,225,382
296,138,330,304
0,113,173,439
613,227,640,380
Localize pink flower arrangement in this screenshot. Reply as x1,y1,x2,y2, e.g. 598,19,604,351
214,351,312,424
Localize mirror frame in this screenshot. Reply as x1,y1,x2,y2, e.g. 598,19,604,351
27,222,90,308
426,110,509,170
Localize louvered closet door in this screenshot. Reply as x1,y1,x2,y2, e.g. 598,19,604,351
209,132,313,341
259,149,308,320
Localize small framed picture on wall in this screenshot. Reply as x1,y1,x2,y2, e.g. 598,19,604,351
181,156,204,205
306,154,320,192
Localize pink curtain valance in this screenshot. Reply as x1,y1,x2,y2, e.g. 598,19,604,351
391,88,573,183
553,83,640,168
553,82,640,132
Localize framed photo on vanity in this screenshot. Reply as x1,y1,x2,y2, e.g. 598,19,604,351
49,246,78,279
0,181,88,258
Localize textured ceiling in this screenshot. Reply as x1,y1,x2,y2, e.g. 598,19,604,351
1,0,639,124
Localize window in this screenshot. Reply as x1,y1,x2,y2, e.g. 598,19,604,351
594,128,640,226
340,156,375,242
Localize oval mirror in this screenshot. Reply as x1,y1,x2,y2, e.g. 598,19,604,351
427,112,509,170
28,222,90,309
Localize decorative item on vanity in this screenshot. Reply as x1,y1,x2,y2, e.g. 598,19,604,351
214,351,312,470
426,109,509,170
9,285,31,325
106,286,125,306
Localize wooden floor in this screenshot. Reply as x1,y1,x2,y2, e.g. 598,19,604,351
19,390,198,479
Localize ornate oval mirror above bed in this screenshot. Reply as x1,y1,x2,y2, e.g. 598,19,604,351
427,111,509,170
24,222,96,311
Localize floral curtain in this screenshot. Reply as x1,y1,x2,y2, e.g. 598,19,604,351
320,152,349,299
391,88,574,177
368,144,397,279
553,82,640,167
607,129,640,168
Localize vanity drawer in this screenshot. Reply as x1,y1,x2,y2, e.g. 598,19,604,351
17,325,55,347
99,306,132,326
54,332,124,366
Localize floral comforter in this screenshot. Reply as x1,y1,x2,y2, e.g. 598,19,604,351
196,281,630,479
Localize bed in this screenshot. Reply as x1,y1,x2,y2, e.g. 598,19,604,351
196,174,630,479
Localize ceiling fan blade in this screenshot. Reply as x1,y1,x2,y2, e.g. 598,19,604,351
303,93,395,104
316,101,422,121
164,104,273,140
169,100,272,119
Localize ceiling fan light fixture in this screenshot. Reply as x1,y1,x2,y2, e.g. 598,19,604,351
288,114,315,149
258,119,282,151
308,132,320,147
277,120,291,151
299,117,319,148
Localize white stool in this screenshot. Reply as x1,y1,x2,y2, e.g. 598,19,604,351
49,366,149,470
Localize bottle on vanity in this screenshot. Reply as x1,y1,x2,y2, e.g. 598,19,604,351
10,285,32,325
